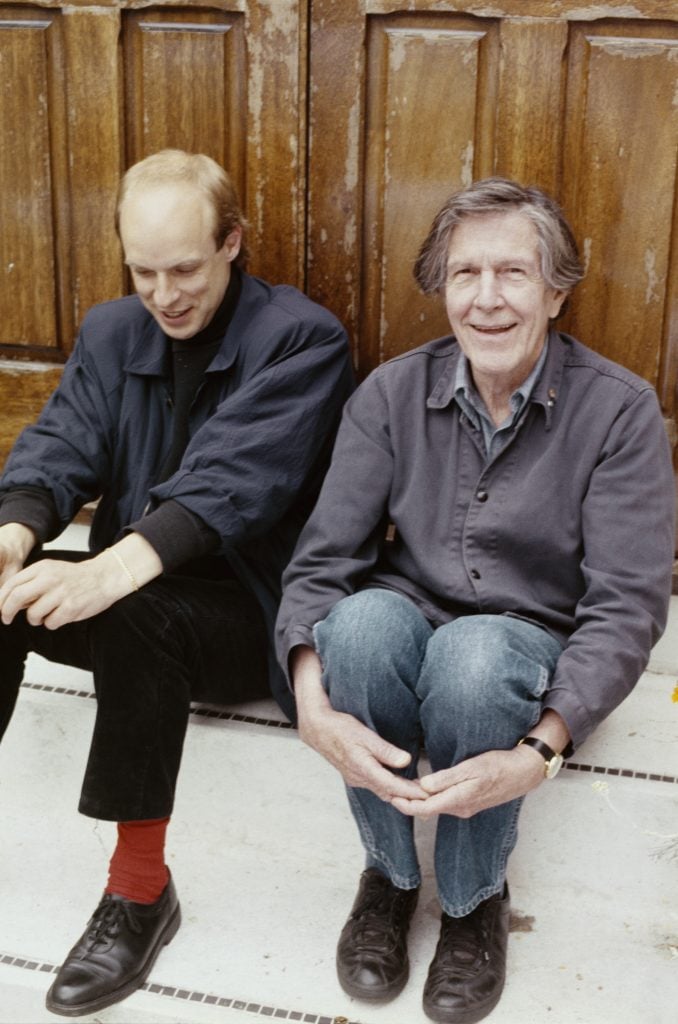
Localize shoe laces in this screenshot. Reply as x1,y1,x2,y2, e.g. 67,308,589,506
433,912,489,978
350,882,411,952
85,895,143,949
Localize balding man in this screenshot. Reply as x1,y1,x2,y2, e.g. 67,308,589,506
0,149,353,1016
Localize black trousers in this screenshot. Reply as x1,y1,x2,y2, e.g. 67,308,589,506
0,551,270,821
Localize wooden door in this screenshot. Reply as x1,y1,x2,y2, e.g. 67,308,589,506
2,0,677,546
0,0,306,465
306,0,678,455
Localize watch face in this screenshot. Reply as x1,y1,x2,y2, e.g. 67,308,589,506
545,753,564,779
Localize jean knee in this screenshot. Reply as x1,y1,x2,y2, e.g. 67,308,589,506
313,589,432,716
418,614,557,713
315,589,429,664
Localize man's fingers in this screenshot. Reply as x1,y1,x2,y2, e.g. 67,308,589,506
370,734,412,770
391,795,435,818
419,766,463,794
353,758,427,802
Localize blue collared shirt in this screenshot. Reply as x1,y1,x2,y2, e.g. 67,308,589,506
453,339,549,460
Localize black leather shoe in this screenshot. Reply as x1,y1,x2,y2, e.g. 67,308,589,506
423,884,510,1024
336,867,419,1002
45,877,181,1017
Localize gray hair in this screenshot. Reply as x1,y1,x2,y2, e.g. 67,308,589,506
413,178,584,300
116,149,249,267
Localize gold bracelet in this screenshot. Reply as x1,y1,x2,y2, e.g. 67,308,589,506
108,547,140,592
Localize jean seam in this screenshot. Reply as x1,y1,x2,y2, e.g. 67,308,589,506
349,789,421,890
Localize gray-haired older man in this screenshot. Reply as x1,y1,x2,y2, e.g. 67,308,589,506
276,179,675,1023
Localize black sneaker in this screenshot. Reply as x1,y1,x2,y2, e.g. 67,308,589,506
423,884,510,1024
336,867,419,1002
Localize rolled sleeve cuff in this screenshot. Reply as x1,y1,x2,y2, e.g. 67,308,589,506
279,625,318,689
542,687,594,753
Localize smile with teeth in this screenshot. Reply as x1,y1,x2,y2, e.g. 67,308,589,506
161,309,190,319
471,323,517,334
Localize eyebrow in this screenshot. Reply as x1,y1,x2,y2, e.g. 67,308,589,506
447,257,535,271
125,258,204,271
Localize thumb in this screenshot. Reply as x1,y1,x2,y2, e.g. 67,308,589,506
371,735,411,770
420,766,456,793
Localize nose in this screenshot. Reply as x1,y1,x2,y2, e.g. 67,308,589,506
153,273,180,308
473,270,503,310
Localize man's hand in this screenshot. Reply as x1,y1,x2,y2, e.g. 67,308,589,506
391,743,547,819
292,645,428,804
0,532,163,630
0,523,37,587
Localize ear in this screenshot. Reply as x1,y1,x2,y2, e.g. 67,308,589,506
222,225,242,263
548,289,568,320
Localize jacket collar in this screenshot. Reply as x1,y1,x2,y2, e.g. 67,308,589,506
427,328,567,429
123,271,265,377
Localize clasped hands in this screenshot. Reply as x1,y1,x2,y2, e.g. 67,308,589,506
293,646,546,821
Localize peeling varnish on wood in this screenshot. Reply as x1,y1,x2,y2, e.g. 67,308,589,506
245,0,299,242
379,250,390,365
592,36,678,59
644,248,660,305
461,140,474,186
583,238,592,277
0,359,62,375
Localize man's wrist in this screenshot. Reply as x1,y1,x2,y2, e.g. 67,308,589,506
94,533,164,598
518,736,564,779
0,522,38,562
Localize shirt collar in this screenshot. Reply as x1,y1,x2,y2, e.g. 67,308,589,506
453,337,549,422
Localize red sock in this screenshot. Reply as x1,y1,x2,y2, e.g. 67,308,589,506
105,818,170,904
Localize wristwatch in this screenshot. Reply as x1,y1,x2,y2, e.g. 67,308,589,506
518,736,564,779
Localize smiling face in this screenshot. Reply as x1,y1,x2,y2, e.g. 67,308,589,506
444,211,566,399
119,183,241,339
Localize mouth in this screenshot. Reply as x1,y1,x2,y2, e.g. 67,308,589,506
467,321,520,337
158,308,192,324
469,322,518,336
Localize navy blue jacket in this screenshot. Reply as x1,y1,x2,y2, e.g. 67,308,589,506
0,272,354,719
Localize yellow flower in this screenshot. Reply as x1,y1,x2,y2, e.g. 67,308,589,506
672,684,678,704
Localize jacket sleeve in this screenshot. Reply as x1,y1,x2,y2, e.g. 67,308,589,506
0,487,61,543
0,336,115,536
543,387,675,748
139,314,354,547
275,371,394,678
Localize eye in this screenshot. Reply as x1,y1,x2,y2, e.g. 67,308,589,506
448,268,475,284
132,268,153,279
175,263,202,276
503,266,527,279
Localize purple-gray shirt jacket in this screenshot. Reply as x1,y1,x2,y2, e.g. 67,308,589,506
276,331,675,750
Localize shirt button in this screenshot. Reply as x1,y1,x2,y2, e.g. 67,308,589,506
476,490,488,502
470,569,481,579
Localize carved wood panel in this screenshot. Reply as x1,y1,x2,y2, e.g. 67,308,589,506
0,7,66,352
307,0,678,441
0,0,676,486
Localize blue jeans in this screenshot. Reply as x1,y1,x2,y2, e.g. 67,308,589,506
313,589,562,917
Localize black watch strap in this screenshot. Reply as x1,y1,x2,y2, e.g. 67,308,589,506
519,736,557,761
